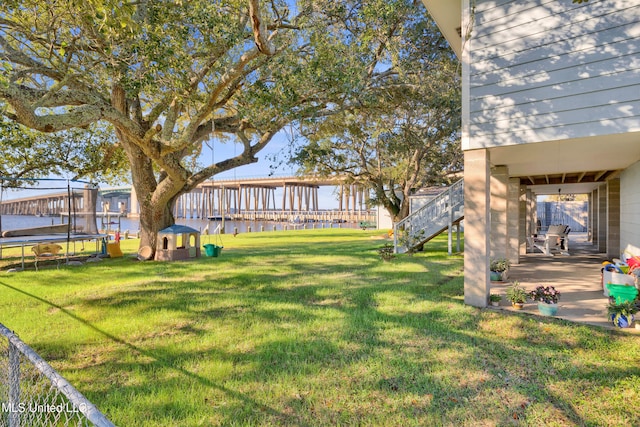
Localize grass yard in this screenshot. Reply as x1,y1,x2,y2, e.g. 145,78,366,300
0,229,638,426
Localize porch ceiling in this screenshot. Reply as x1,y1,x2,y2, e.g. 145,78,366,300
517,171,619,195
487,133,640,195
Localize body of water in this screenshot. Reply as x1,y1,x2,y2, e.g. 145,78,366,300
0,214,360,237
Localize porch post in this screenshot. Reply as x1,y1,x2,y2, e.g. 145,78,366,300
598,184,607,253
519,186,529,255
490,166,508,260
464,149,490,307
591,189,598,244
587,191,595,244
607,178,621,259
507,177,521,264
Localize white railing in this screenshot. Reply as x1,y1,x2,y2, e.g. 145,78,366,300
0,323,115,427
394,179,464,253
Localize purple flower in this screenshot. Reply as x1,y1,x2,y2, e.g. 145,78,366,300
529,285,561,304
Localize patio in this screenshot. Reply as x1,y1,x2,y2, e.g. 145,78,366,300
489,233,639,333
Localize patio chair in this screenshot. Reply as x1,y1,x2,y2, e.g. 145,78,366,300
527,224,570,256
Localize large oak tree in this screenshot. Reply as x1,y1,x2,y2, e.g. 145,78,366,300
292,94,461,222
0,116,127,186
1,0,448,254
291,11,461,222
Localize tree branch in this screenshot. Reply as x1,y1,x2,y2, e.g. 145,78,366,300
248,0,275,55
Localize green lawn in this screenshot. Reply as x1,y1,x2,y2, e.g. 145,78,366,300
1,229,638,426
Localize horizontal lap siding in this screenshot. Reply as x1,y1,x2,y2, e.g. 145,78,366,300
468,0,640,147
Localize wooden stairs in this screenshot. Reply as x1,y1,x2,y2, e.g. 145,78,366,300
393,179,464,254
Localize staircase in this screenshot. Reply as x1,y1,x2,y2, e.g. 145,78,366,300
393,179,464,254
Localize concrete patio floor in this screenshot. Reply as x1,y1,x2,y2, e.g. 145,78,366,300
488,233,639,333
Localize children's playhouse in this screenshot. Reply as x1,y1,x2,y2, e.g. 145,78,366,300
155,224,201,261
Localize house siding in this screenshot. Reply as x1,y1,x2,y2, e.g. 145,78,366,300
620,160,640,251
466,0,640,149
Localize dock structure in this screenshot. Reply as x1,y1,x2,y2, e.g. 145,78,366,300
0,188,91,217
0,185,100,236
176,176,371,222
1,176,375,224
0,191,70,216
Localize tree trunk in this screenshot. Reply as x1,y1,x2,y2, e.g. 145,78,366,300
124,141,181,257
397,197,410,221
137,194,175,256
110,85,177,257
371,183,402,222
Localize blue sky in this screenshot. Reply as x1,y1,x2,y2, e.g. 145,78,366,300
206,129,342,209
210,128,296,180
1,129,343,209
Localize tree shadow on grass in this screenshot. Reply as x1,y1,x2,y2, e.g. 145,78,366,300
2,234,635,426
0,279,310,426
327,296,638,425
0,241,465,425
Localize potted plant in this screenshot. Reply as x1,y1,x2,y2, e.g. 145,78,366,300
489,293,502,307
505,281,527,309
490,258,511,281
529,285,561,316
607,300,638,328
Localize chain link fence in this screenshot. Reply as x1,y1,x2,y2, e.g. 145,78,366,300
0,323,115,427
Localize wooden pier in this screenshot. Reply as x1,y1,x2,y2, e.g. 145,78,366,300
1,176,375,225
172,177,372,223
0,189,89,217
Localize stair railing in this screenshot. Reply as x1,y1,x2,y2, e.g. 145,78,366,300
393,179,464,253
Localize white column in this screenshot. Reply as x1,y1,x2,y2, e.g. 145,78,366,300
607,179,620,259
464,149,491,307
490,165,508,260
598,184,607,253
507,177,521,264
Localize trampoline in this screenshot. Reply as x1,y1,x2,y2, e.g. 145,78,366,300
0,178,107,270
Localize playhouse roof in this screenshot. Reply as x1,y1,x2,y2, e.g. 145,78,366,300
158,224,200,234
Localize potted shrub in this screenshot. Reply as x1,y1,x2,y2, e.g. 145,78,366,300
607,300,638,328
505,281,527,309
490,258,511,281
529,285,561,316
489,293,502,307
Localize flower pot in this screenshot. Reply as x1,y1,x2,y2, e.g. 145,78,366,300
537,302,559,316
511,302,524,310
490,301,500,307
611,313,635,328
490,271,503,281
